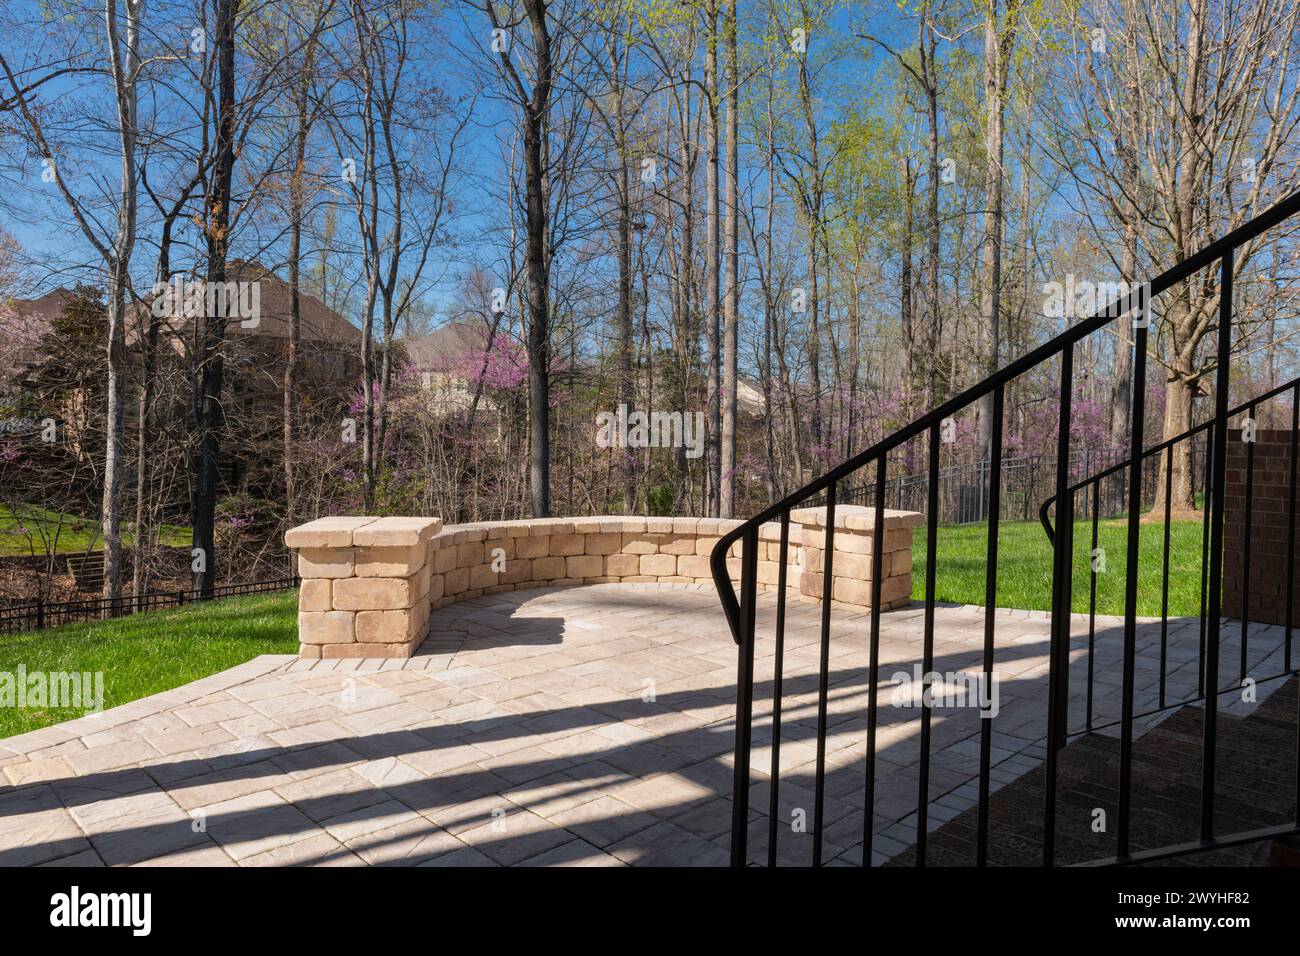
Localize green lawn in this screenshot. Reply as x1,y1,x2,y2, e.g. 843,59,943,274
913,518,1206,617
0,589,297,738
0,505,190,557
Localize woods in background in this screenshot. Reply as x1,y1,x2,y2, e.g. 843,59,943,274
0,0,1298,607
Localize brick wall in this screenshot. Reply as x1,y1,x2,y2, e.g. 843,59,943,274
1223,428,1299,626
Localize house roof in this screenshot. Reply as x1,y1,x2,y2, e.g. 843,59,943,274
0,262,361,356
141,260,361,347
403,321,492,372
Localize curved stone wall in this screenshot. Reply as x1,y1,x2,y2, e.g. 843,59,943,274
285,507,921,659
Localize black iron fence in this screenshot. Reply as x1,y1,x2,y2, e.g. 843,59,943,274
713,188,1300,867
0,577,299,636
859,448,1130,525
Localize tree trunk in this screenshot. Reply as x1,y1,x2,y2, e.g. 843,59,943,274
720,0,739,518
978,2,1010,465
194,0,239,596
522,0,553,518
704,0,721,518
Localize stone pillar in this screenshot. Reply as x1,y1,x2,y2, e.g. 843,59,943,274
790,505,921,611
285,516,442,659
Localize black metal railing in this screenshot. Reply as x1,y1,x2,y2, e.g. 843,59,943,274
0,577,299,636
1039,378,1300,739
712,189,1300,867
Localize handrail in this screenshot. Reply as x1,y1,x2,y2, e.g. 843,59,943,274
717,187,1300,869
711,188,1300,644
1038,375,1300,544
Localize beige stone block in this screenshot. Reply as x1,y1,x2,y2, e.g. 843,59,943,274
832,576,871,606
676,554,712,578
529,518,576,535
298,643,322,659
432,542,458,573
299,578,332,612
566,554,604,578
333,574,420,611
356,609,420,643
469,563,497,590
660,535,696,555
886,529,913,552
622,533,660,554
533,556,566,579
801,547,823,573
550,533,585,557
833,533,873,555
881,574,912,604
889,549,913,576
606,553,640,576
516,535,550,559
298,610,355,645
831,551,876,581
444,567,468,595
694,537,721,556
351,516,443,547
297,547,355,579
550,578,583,587
321,640,414,660
285,516,375,549
800,571,824,598
640,553,677,577
354,544,425,577
620,575,656,583
584,532,622,555
485,584,516,595
573,518,617,533
428,573,445,603
457,542,484,567
500,558,532,584
757,561,783,586
644,518,675,534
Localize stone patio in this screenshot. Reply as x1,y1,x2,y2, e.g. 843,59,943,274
0,583,1289,867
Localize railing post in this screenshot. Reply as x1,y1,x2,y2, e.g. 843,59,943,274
1202,250,1234,843
729,526,759,868
812,484,837,866
1117,284,1150,861
1044,340,1074,866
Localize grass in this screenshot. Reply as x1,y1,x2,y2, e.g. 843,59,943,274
0,589,297,738
0,504,190,557
913,518,1207,618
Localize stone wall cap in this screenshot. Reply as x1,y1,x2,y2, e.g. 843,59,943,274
351,516,444,547
285,516,378,549
789,505,924,531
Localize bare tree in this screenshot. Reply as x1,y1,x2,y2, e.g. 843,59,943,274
0,0,144,608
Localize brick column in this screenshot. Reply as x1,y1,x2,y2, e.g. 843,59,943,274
285,516,442,659
790,505,920,611
1224,428,1299,627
